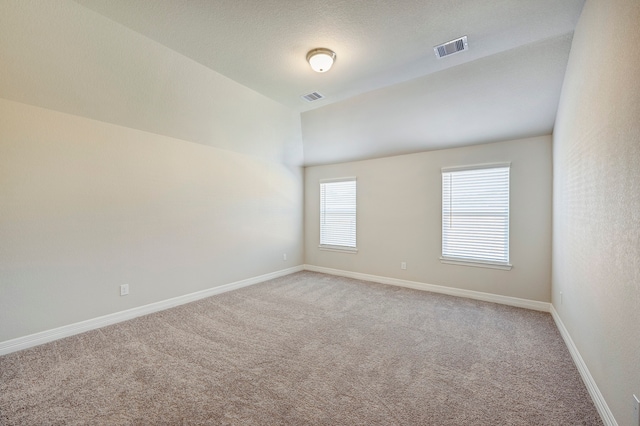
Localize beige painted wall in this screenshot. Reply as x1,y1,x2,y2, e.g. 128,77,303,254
0,98,303,342
552,0,640,424
305,136,552,302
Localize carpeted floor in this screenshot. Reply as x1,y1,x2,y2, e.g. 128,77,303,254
0,271,602,425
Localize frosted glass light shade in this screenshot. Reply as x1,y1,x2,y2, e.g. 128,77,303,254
307,48,336,73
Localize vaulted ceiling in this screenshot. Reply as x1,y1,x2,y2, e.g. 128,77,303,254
0,0,585,165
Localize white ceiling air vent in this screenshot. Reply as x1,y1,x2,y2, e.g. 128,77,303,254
434,36,468,59
301,91,325,102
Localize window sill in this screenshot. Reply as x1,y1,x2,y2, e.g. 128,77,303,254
439,257,512,270
319,245,358,254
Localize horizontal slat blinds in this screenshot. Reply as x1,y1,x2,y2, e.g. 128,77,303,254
320,178,356,248
442,166,509,265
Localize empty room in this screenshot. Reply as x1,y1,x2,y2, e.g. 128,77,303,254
1,0,638,425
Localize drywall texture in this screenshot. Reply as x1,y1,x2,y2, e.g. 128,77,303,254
305,136,552,302
300,35,573,166
75,0,584,112
0,0,303,166
0,98,304,342
0,0,304,344
552,0,640,424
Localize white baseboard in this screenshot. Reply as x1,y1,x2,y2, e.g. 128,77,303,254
550,305,617,426
0,265,303,356
1,264,614,426
304,265,613,424
303,264,550,312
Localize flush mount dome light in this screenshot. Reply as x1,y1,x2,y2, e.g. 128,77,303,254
306,48,336,73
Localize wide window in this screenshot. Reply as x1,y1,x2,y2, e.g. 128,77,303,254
319,177,357,251
441,164,511,269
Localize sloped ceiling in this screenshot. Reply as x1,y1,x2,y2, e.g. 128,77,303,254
301,34,573,165
0,0,585,165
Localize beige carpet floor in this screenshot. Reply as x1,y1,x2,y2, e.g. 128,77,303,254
1,271,602,425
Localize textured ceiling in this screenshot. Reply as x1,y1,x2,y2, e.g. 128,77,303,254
0,0,586,165
302,34,573,166
74,0,585,112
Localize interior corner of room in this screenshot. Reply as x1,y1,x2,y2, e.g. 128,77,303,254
0,0,638,425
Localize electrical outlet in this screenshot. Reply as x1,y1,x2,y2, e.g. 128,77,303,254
401,262,407,270
633,394,639,426
120,284,129,296
283,253,287,261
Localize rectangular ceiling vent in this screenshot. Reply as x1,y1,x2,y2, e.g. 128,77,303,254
301,91,325,102
434,36,468,59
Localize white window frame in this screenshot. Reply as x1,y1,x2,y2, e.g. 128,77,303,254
319,177,357,253
440,163,512,270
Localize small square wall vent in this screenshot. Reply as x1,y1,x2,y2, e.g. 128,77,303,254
434,36,468,58
301,91,325,102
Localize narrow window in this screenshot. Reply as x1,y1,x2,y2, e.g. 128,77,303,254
319,178,357,251
441,164,511,269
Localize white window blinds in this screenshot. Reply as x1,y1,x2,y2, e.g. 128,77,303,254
320,178,356,249
442,165,510,267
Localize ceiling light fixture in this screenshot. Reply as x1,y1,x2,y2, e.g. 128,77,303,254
306,48,336,73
